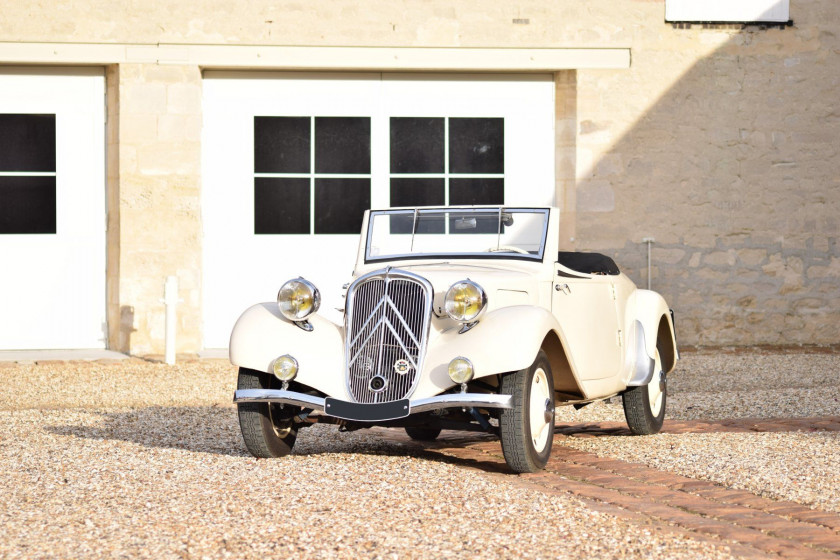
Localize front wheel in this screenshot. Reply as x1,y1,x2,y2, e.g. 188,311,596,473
237,367,299,457
499,350,555,473
622,349,666,435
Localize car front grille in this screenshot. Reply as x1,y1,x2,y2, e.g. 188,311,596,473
345,269,432,404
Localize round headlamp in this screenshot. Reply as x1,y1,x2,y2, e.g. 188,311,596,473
273,354,299,382
448,357,475,384
444,280,487,323
277,278,320,322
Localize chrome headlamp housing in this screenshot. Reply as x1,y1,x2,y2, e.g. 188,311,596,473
272,354,299,382
444,280,488,323
277,277,321,322
448,357,475,384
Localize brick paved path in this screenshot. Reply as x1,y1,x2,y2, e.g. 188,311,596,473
374,416,840,559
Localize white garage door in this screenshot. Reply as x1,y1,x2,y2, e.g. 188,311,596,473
202,72,555,349
0,69,106,349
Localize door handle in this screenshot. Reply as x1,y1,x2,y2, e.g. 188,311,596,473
554,283,571,295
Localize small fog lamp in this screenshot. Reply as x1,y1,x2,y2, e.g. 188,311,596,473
273,355,299,382
448,357,474,385
444,280,487,323
277,278,320,322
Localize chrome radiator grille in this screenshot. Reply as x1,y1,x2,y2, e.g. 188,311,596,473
345,269,432,404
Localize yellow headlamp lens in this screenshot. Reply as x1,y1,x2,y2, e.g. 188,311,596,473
273,355,299,381
277,278,320,321
444,280,487,322
448,357,475,384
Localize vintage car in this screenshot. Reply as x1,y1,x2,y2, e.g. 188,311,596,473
231,206,678,473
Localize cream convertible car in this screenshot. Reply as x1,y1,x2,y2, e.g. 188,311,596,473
232,207,678,473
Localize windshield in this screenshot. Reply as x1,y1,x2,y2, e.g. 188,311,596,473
365,207,549,262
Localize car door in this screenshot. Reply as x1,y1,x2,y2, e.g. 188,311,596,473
551,266,622,381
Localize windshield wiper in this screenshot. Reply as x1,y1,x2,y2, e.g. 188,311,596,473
409,208,419,253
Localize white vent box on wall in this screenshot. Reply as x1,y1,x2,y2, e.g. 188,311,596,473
665,0,790,23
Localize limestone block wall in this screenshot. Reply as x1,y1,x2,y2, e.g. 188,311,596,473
0,1,667,47
572,2,840,345
2,0,838,349
555,70,578,249
108,64,203,355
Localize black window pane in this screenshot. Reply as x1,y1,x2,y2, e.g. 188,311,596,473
254,117,310,173
0,176,56,234
449,178,504,205
390,178,445,207
0,114,56,172
449,178,504,234
315,117,370,174
254,177,310,234
449,118,504,174
314,178,370,234
389,178,445,233
390,117,444,173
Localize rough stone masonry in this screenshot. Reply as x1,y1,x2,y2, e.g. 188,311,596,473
2,0,838,350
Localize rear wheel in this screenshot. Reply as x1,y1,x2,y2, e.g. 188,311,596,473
499,350,555,473
622,349,666,435
237,367,299,457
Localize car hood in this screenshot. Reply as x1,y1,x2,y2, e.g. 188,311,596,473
384,262,544,313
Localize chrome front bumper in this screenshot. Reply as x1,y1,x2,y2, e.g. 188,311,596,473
233,389,513,422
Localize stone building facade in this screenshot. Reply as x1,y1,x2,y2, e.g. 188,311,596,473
0,0,836,354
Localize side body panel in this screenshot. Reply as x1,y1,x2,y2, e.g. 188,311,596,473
551,267,625,381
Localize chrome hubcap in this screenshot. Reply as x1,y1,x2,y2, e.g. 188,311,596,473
529,367,553,453
648,351,665,417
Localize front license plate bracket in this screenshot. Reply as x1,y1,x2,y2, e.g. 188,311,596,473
323,398,410,422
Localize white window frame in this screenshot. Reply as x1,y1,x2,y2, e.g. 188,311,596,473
665,0,790,23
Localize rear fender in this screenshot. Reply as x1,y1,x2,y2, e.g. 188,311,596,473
229,303,348,399
623,290,679,385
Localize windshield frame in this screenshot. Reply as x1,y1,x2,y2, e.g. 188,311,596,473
363,206,550,264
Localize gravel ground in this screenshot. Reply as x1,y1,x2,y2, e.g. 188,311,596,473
0,358,742,559
555,349,840,512
3,350,839,558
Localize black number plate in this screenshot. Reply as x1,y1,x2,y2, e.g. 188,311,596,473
323,398,410,422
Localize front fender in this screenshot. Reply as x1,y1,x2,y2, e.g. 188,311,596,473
229,303,348,399
412,305,563,399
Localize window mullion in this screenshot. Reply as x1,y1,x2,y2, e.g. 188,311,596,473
0,171,57,177
444,116,449,234
310,116,316,235
444,117,450,206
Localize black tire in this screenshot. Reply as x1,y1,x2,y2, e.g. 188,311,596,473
404,426,442,441
622,349,666,435
499,350,555,473
237,367,299,458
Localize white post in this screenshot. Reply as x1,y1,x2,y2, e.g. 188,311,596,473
642,237,655,290
163,276,179,365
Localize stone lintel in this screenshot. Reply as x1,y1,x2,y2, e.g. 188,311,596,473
0,42,631,71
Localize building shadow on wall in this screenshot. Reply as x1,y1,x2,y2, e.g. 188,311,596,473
579,17,840,345
118,305,136,353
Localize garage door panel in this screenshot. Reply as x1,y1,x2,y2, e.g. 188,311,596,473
202,72,554,348
0,70,105,350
